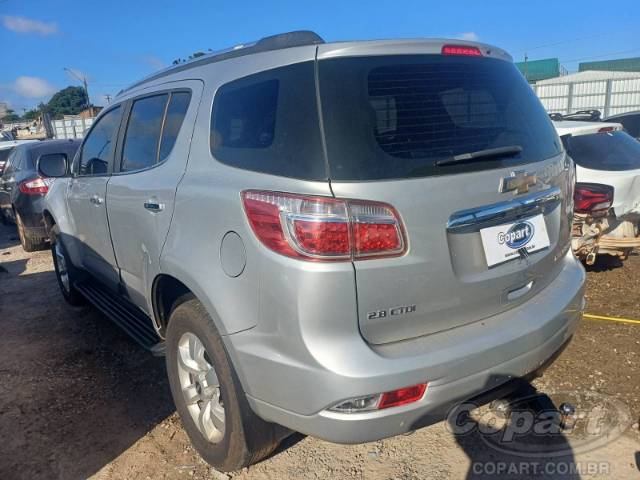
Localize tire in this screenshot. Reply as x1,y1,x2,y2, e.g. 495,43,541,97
15,211,47,252
49,224,85,305
166,297,286,471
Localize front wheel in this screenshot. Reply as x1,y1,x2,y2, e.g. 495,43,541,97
165,297,286,471
50,224,84,305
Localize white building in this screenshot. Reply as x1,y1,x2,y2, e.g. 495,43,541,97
533,70,640,118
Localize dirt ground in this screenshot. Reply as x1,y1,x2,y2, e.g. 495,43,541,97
0,222,639,480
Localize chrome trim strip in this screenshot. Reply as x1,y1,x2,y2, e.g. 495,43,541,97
447,187,562,233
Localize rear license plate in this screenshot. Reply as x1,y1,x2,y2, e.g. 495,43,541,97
480,214,550,267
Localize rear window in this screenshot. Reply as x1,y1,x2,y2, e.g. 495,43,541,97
318,55,562,180
568,131,640,171
0,148,13,163
210,61,325,180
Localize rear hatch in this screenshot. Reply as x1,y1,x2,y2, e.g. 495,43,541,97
569,130,640,216
317,43,573,344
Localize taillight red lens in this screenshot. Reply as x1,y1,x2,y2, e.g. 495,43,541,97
241,190,406,261
292,219,350,256
574,183,613,214
441,44,483,56
598,126,616,133
19,177,51,195
378,384,427,409
349,201,403,256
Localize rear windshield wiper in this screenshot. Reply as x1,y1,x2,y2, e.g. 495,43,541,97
435,145,523,167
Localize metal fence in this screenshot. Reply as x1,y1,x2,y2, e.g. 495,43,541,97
52,117,94,139
533,77,640,118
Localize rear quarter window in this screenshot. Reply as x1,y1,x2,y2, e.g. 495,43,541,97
210,61,326,180
568,131,640,171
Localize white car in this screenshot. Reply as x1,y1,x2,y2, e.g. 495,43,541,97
553,119,640,263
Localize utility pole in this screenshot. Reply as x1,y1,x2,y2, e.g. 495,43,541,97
104,94,112,104
64,68,94,117
524,53,529,83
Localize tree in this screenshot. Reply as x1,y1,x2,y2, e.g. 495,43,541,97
23,109,40,121
46,86,89,119
3,109,21,123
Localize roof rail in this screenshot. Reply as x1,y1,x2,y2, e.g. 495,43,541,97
118,30,324,96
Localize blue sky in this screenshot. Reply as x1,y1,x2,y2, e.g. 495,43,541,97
1,0,639,112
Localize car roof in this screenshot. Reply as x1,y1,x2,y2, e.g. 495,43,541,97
552,120,623,137
0,139,39,151
118,31,512,99
606,110,640,120
20,139,81,152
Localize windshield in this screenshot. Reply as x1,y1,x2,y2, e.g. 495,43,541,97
318,55,561,181
568,131,640,171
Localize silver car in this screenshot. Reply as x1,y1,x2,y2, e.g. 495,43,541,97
40,31,585,471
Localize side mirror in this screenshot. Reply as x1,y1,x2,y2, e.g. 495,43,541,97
38,153,68,178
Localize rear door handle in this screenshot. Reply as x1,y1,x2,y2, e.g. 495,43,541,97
90,195,104,205
144,200,164,212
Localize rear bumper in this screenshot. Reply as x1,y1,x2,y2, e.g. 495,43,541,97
15,195,46,235
230,252,585,443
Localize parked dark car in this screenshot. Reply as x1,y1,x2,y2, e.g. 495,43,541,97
606,110,640,140
0,139,80,251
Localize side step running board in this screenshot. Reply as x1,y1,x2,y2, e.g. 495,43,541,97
75,280,165,354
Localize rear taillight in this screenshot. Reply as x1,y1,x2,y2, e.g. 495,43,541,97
574,183,613,214
441,44,483,56
19,177,52,195
241,190,406,261
329,383,428,413
598,126,616,133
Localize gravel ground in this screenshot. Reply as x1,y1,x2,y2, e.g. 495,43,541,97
0,223,638,480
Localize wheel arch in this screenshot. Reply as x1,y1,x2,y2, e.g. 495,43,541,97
43,209,56,234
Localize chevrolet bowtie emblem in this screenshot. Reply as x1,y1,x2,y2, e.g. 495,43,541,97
499,171,537,195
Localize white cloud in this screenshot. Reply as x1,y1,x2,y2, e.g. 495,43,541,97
457,32,480,42
2,15,58,35
13,76,57,98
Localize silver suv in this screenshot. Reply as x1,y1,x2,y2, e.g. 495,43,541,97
40,31,585,471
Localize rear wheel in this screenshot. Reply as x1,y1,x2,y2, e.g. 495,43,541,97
50,224,84,305
166,297,285,471
15,211,47,252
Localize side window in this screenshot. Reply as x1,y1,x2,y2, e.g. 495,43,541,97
212,80,278,149
158,91,191,161
1,149,16,179
121,94,168,172
210,62,326,180
12,149,24,171
79,106,122,176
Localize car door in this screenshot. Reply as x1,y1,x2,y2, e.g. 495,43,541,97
67,105,123,289
107,82,201,313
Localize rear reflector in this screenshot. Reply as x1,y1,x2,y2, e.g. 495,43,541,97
441,45,483,56
378,384,428,409
329,383,428,413
241,190,405,261
574,183,613,214
19,177,52,195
